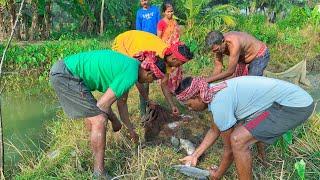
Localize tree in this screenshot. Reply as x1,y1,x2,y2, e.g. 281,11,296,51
99,0,105,36
29,0,39,41
0,4,5,41
43,0,51,39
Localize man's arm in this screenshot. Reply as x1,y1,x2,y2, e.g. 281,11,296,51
136,82,149,101
206,53,223,83
116,93,138,142
160,74,179,115
96,88,117,113
210,127,234,179
213,53,224,75
179,124,221,166
206,43,240,83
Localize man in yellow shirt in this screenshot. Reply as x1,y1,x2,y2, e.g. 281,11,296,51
112,30,193,119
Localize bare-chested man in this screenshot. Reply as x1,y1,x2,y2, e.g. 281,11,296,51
205,31,270,83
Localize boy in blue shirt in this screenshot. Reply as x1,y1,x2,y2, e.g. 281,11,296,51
176,76,314,180
136,0,161,35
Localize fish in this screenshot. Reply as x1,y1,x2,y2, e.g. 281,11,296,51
170,136,180,149
167,122,180,129
179,138,196,155
173,165,210,179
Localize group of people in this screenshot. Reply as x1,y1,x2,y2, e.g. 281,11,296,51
49,0,315,179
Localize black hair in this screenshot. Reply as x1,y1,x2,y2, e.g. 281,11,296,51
178,44,194,60
175,76,193,95
205,31,224,48
155,56,167,74
162,1,174,12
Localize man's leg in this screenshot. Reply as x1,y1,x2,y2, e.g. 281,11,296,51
139,83,149,117
85,114,107,175
230,126,258,180
256,142,266,163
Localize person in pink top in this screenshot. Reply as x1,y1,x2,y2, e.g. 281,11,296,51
157,1,180,45
157,1,184,100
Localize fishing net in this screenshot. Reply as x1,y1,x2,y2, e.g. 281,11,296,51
264,55,320,113
141,104,181,141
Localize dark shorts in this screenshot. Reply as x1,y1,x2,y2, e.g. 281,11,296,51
49,60,103,119
248,48,270,76
243,102,314,144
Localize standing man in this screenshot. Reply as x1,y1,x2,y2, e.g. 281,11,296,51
49,50,166,179
176,76,314,179
136,0,161,35
205,31,270,83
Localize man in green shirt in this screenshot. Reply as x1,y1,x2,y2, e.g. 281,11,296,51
49,50,166,178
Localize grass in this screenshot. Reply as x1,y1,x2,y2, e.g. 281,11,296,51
3,17,320,180
9,80,320,179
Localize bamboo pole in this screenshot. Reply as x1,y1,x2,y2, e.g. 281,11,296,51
0,0,25,178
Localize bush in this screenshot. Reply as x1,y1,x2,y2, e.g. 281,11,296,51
3,39,113,73
277,7,309,30
235,14,278,44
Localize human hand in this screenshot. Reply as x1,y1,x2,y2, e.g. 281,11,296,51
129,130,139,144
172,106,180,116
147,100,157,109
179,155,198,167
209,165,221,180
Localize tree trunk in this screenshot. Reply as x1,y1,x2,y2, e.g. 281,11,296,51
99,0,105,36
43,0,51,39
0,6,5,41
20,13,29,40
7,0,16,37
29,0,38,41
249,0,257,14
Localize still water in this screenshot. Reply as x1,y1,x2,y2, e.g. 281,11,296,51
1,76,57,176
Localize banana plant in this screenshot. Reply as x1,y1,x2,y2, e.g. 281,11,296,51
180,2,238,53
182,0,210,27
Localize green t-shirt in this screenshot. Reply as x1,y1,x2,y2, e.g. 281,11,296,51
64,50,140,98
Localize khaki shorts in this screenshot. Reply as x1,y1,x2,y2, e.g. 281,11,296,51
49,60,103,119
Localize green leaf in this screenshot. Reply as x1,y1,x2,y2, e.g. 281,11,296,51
282,130,293,145
294,159,306,180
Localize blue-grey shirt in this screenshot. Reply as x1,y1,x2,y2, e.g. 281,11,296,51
208,76,313,131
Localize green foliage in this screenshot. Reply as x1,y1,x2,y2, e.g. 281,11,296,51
278,7,309,30
3,38,112,73
309,6,320,27
295,159,306,180
235,14,278,44
105,0,136,30
282,130,293,145
179,2,238,53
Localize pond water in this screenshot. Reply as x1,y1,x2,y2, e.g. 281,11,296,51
1,76,58,176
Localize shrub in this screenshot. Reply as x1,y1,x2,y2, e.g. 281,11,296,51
277,7,309,30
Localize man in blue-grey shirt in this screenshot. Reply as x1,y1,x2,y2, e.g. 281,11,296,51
175,76,314,180
136,0,161,35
